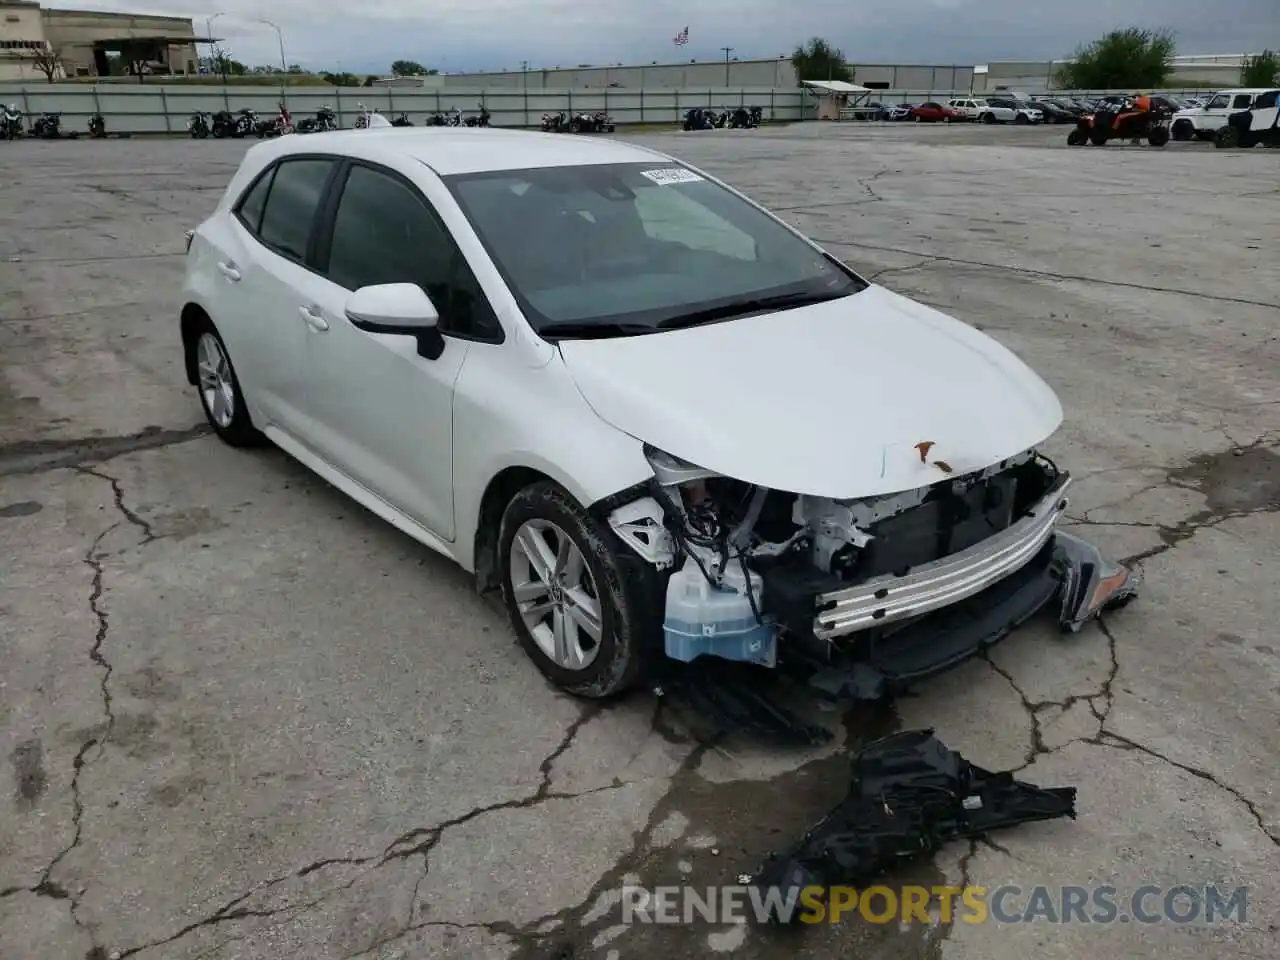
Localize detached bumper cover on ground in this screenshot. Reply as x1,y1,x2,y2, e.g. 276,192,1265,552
749,729,1078,922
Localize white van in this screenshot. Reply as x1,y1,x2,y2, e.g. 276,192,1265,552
1171,89,1271,140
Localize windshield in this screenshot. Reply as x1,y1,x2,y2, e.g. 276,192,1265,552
444,162,864,335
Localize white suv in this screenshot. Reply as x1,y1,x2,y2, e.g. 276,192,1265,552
1172,89,1269,141
947,97,1016,124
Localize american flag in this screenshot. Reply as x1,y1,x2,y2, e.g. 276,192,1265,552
673,26,689,46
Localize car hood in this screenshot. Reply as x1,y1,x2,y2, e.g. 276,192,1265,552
557,285,1063,501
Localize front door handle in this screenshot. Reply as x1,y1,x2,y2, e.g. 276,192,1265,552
299,305,329,331
217,261,241,282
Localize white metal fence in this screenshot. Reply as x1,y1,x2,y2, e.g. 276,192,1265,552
0,83,809,133
0,83,1227,134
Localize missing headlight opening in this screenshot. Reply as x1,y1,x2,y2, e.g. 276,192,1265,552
609,444,1138,705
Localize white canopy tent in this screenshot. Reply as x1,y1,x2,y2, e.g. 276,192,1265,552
800,79,874,120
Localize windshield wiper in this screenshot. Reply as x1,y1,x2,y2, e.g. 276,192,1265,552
656,290,852,330
538,321,657,340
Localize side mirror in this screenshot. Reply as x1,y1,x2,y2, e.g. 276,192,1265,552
345,283,445,359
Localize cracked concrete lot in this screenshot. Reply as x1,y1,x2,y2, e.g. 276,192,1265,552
1,123,1277,960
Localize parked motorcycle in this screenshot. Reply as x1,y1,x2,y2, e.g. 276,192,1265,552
88,113,106,138
540,111,566,132
682,107,715,131
30,112,62,139
463,104,491,127
256,102,292,138
188,111,211,138
295,106,337,134
568,110,614,133
728,106,758,129
2,104,22,140
236,108,260,137
209,110,235,138
391,112,413,127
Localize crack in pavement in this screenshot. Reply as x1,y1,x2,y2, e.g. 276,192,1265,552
0,466,156,954
982,616,1279,847
809,237,1280,310
1063,437,1280,566
771,168,893,212
106,704,615,958
0,424,211,476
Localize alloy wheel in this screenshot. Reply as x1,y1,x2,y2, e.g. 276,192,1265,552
196,332,236,429
509,518,603,671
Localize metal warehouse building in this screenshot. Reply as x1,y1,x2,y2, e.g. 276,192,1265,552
443,52,1259,94
442,57,976,91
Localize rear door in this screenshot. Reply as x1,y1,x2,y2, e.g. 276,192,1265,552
218,156,338,435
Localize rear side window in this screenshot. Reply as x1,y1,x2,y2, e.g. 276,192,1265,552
234,167,274,234
258,159,334,262
1254,91,1278,109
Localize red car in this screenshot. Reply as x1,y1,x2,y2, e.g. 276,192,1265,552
909,102,963,123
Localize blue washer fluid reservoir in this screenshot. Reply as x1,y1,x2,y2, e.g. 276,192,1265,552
662,554,777,667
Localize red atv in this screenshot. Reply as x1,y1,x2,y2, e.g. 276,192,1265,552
1067,96,1171,147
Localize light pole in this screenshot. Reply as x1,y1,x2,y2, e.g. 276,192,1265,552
249,18,288,74
205,12,228,83
720,46,734,86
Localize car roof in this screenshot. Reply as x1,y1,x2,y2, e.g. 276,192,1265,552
247,127,671,177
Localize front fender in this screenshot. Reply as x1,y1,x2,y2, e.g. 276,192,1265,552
451,348,653,572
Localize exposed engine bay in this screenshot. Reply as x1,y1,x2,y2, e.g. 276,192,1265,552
608,444,1138,699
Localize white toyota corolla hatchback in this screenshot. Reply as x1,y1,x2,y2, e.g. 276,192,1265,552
181,128,1137,701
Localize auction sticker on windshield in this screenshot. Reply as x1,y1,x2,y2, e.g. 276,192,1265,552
641,168,704,185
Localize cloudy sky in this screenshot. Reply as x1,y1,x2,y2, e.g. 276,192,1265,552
64,0,1278,74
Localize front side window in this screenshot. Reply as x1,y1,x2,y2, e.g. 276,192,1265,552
1231,94,1253,109
257,158,334,261
325,164,498,338
445,162,863,335
1206,94,1229,109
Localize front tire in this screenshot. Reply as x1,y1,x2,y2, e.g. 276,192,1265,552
1147,125,1169,147
192,323,264,447
499,482,659,699
1171,119,1193,141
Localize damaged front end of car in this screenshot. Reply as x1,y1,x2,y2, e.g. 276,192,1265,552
606,444,1139,703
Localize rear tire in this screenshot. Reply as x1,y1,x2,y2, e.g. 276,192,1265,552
1147,125,1169,147
1089,129,1109,146
1171,119,1193,141
1214,125,1238,148
981,112,995,124
498,482,661,699
1015,113,1029,125
1067,129,1085,146
189,320,265,448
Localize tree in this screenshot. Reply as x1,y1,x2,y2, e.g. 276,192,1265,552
321,71,362,87
791,37,854,85
389,59,430,76
1240,50,1280,86
1054,27,1176,90
28,42,63,82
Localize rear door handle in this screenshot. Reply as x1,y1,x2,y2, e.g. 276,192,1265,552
217,261,240,282
299,305,329,331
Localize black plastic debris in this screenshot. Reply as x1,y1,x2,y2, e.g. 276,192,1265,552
654,657,833,747
748,729,1077,922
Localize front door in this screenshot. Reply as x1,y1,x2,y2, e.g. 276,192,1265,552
297,162,501,541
